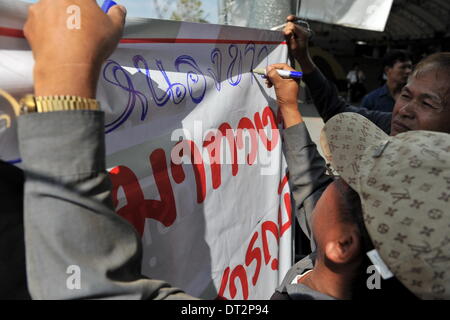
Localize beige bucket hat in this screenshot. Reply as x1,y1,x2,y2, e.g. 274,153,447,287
320,112,450,300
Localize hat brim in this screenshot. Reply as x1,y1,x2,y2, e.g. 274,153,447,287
320,113,389,194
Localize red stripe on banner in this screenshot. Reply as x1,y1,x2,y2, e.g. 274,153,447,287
0,27,286,45
121,38,287,45
0,27,25,38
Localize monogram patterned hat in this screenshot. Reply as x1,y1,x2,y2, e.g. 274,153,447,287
320,112,450,300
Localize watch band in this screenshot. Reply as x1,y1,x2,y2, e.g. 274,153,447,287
19,95,100,114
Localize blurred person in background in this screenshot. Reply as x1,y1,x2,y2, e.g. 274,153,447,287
346,63,366,104
361,50,413,112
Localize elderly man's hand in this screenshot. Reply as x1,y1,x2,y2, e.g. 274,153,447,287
24,0,126,98
265,63,303,128
283,15,315,74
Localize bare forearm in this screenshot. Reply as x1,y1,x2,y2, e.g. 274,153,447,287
279,103,303,128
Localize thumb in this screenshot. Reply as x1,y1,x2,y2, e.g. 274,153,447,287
283,29,298,49
107,5,127,30
266,65,283,83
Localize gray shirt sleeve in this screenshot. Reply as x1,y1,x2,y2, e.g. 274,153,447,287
18,111,196,300
282,122,333,251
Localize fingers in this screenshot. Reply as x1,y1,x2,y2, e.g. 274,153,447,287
289,24,309,38
107,5,127,30
264,65,281,88
266,66,280,86
283,22,297,39
265,64,289,86
265,63,301,88
268,63,295,72
286,15,298,22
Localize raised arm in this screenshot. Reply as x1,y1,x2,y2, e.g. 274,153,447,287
21,0,194,300
266,64,333,247
283,15,392,132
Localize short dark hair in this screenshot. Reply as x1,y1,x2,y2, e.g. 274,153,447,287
383,50,411,69
413,52,450,76
412,52,450,107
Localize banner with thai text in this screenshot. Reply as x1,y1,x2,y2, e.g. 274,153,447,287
0,0,292,299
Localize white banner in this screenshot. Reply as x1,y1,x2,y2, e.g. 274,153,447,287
0,0,292,299
299,0,394,32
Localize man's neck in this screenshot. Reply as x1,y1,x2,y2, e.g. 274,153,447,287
299,263,355,300
386,79,403,99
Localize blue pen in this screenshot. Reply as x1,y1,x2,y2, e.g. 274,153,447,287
101,0,117,13
253,68,303,79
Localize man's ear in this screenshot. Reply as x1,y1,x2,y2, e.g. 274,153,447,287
324,228,361,264
384,66,391,75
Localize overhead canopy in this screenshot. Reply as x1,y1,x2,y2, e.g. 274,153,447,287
305,0,450,43
298,0,394,32
219,0,449,44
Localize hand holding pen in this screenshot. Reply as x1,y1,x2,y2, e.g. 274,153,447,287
253,68,303,80
264,63,303,129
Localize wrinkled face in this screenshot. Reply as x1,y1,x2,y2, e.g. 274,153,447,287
391,69,450,136
386,60,412,86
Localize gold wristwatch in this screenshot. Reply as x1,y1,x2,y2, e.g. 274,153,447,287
19,95,100,114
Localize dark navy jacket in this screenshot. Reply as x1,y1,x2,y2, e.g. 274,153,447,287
361,84,395,113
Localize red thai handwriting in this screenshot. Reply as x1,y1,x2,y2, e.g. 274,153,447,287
216,175,292,300
108,106,281,236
